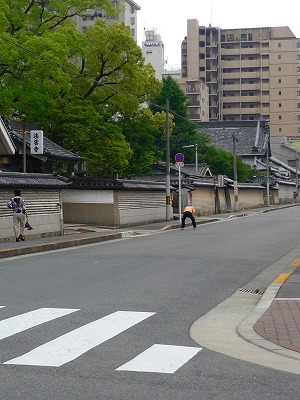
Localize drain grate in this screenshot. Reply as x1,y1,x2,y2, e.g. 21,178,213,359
238,288,264,296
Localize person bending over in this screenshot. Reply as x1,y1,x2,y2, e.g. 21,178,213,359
181,205,197,230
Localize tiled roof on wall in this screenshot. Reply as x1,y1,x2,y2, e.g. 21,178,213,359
67,176,171,191
0,172,68,189
196,120,269,156
3,118,82,162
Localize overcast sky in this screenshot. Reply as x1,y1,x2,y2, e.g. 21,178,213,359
136,0,300,69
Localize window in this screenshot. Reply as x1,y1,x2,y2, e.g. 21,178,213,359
279,91,282,95
278,43,281,47
298,115,300,121
279,79,281,83
278,67,281,71
298,128,300,133
226,34,234,41
298,91,300,96
279,103,282,107
298,103,300,108
288,160,297,167
240,33,252,41
297,79,300,84
279,116,282,120
279,128,282,132
278,55,281,59
187,84,195,93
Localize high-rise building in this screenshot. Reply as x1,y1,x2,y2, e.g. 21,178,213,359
182,19,300,137
74,0,140,42
142,29,165,80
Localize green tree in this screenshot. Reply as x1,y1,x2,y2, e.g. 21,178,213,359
149,76,210,162
120,108,167,176
201,145,254,182
0,1,162,176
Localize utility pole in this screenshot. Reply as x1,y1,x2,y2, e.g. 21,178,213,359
296,152,299,203
265,121,270,206
266,143,270,206
165,99,171,220
22,125,26,173
232,133,238,212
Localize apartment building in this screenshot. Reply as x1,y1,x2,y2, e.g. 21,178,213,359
74,0,140,42
142,29,165,80
182,19,300,137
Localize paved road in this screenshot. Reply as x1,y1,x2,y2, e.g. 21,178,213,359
1,207,300,399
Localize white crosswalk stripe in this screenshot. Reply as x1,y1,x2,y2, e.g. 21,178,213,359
4,311,155,367
116,344,202,373
0,307,201,373
0,308,79,340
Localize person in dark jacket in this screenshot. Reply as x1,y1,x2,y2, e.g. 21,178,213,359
7,189,27,242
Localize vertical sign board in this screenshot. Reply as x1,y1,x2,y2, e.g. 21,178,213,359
30,130,44,155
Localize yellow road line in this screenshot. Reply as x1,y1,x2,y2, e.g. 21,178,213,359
0,248,16,252
273,272,292,284
36,242,56,247
289,259,300,267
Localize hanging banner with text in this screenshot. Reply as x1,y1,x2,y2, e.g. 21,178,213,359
30,130,44,155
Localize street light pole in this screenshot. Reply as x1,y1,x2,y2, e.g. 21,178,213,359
182,144,198,175
232,133,238,212
165,99,171,221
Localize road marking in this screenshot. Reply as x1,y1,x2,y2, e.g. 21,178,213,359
116,344,202,374
0,308,79,340
0,306,5,309
5,311,155,367
289,259,300,267
273,273,291,284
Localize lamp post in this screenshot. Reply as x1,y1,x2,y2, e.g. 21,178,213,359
232,133,238,212
183,144,198,175
166,99,171,220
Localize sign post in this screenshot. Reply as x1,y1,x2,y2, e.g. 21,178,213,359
175,153,184,224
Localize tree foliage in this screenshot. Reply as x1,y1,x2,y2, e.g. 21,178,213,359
200,145,254,182
0,0,163,176
150,76,210,163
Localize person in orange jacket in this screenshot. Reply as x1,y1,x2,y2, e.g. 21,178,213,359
181,205,197,230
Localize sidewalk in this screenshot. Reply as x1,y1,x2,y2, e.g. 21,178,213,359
1,203,300,365
251,263,300,356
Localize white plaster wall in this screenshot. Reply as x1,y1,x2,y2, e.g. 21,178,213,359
60,189,114,203
119,207,166,226
0,213,61,242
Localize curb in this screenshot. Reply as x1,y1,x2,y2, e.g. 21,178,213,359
0,218,222,259
0,232,123,259
237,265,300,361
161,218,220,231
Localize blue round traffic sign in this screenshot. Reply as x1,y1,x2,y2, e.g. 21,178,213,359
175,153,184,162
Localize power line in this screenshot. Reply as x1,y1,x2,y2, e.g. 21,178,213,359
0,32,190,123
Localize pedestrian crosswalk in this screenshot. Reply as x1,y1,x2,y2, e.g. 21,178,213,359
0,307,202,373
